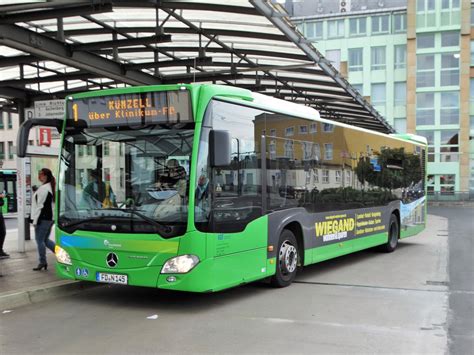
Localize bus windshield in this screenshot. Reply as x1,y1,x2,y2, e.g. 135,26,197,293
58,123,194,237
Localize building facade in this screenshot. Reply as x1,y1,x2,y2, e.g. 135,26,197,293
289,0,473,199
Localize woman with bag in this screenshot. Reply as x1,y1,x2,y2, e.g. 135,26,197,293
31,168,56,271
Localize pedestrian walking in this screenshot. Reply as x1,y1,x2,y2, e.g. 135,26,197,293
0,191,9,259
31,168,56,271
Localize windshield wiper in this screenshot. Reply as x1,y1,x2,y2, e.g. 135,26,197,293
59,216,111,233
107,208,172,233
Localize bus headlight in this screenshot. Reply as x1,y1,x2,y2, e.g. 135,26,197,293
55,245,72,265
161,255,199,274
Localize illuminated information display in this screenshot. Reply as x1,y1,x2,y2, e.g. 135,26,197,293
67,90,192,127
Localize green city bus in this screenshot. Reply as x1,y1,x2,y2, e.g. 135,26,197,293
18,84,427,292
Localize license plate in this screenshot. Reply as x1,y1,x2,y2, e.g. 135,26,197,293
96,272,128,285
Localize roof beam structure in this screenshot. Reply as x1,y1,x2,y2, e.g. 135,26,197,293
72,34,172,51
0,1,113,24
0,24,161,86
0,0,394,133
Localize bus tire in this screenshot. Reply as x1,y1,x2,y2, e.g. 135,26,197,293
271,229,299,287
382,214,399,253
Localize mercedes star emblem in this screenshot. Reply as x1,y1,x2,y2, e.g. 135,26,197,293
106,252,118,268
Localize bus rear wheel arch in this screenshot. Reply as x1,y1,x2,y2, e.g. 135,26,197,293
271,229,299,287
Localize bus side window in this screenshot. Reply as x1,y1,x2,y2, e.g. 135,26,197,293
194,100,264,233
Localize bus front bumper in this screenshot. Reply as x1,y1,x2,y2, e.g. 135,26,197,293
55,258,219,292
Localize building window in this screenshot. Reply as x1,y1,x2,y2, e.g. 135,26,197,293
299,125,308,134
442,0,460,10
427,174,435,194
284,139,294,159
328,19,344,38
441,0,460,26
302,142,312,160
306,21,323,40
309,123,317,133
371,46,386,70
471,78,474,104
416,54,435,88
78,145,84,157
394,118,406,133
322,170,330,184
348,48,363,72
440,130,459,162
416,93,435,126
417,0,436,28
322,123,334,132
417,33,435,49
0,142,4,160
417,0,435,11
440,53,459,87
325,49,341,71
349,17,366,36
86,146,93,156
7,141,13,159
394,82,406,106
314,169,319,183
441,31,459,47
345,170,351,186
440,92,459,125
313,144,320,160
394,45,406,69
269,140,276,160
285,127,294,136
324,143,333,160
440,174,455,195
371,83,386,106
103,141,110,156
371,15,389,34
393,13,406,33
471,41,474,66
0,114,4,129
335,170,342,183
417,130,435,162
7,113,12,129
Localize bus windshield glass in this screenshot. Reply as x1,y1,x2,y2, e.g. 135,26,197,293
58,123,194,236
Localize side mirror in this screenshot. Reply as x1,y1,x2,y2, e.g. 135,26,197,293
209,130,231,167
16,119,63,157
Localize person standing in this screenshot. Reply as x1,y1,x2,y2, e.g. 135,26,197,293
0,192,9,259
31,168,56,271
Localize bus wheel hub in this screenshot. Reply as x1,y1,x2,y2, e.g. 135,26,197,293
279,241,297,274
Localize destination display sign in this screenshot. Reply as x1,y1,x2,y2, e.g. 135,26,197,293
67,90,192,127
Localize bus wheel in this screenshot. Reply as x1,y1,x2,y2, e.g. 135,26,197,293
382,214,399,253
271,229,298,287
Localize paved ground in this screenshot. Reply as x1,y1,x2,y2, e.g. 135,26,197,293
1,209,461,354
429,207,474,355
0,219,58,294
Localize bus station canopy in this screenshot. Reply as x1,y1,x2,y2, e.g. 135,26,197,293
0,0,394,133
